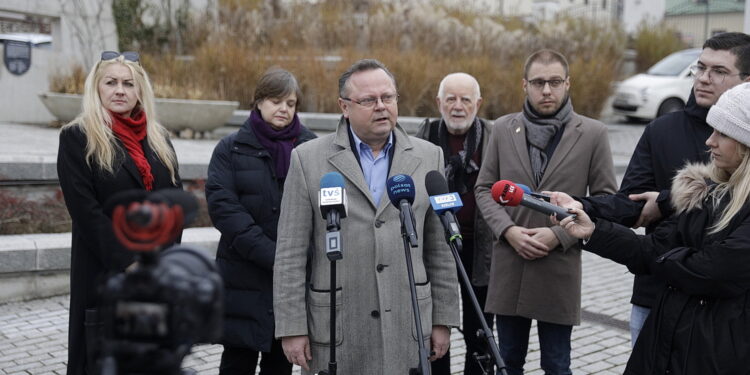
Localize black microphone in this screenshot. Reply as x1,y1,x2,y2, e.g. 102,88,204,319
386,174,418,247
319,172,347,260
491,180,575,220
517,183,551,202
424,171,463,250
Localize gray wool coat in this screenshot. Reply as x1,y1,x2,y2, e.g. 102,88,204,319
273,117,460,374
475,112,617,326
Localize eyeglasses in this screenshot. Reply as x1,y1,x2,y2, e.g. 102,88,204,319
689,65,747,84
101,51,140,63
527,78,566,90
341,94,399,108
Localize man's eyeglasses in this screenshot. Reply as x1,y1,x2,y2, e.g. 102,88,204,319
101,51,140,63
689,65,747,84
341,94,399,108
527,79,566,90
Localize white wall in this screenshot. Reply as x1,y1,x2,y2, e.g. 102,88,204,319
621,0,665,34
0,0,118,124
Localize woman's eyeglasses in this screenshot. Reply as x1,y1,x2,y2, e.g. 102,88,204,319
101,51,140,63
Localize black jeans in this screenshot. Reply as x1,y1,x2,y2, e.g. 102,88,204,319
219,339,292,375
432,239,496,375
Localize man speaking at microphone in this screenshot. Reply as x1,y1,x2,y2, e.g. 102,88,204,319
273,59,459,375
474,50,616,375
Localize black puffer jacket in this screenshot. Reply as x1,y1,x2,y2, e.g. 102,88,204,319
206,118,316,351
584,164,750,374
581,92,712,307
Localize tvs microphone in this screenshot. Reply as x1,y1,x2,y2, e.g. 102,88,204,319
491,180,575,220
319,172,347,260
424,170,463,249
386,174,418,247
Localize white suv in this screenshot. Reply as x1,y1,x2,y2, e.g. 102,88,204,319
612,48,700,121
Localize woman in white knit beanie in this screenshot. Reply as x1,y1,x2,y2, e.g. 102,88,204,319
553,81,750,374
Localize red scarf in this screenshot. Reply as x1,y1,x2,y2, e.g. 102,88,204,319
110,110,154,191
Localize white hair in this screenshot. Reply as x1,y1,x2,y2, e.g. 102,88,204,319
437,72,481,99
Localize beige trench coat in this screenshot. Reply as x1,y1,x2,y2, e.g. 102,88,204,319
475,112,616,325
273,118,460,374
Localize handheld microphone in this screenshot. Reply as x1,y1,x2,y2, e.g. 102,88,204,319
424,170,463,250
517,183,552,202
386,174,418,247
319,172,347,260
491,180,575,220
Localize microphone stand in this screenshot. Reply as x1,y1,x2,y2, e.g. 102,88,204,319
441,229,508,375
319,211,342,375
399,208,431,375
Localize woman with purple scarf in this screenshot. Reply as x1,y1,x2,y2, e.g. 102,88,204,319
206,68,316,375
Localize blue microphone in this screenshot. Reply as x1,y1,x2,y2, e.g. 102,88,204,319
319,172,348,220
516,183,552,202
386,174,418,247
425,171,463,249
319,172,347,260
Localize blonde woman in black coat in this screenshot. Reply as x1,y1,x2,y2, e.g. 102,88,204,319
553,82,750,374
206,68,315,375
57,51,180,375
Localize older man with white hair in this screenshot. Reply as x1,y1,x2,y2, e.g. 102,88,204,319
416,72,495,375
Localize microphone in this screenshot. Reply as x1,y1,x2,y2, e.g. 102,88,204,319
491,180,575,220
424,170,463,249
516,183,552,202
386,174,418,247
319,172,347,260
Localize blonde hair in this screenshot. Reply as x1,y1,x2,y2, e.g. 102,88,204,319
708,142,750,233
62,56,178,184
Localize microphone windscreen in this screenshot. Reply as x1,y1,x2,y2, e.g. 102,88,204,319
425,170,449,196
491,180,524,206
320,171,346,189
148,189,199,225
386,174,416,207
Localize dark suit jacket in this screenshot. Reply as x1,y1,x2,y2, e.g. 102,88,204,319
57,125,181,375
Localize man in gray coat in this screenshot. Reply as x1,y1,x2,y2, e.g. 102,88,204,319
474,50,616,375
273,59,460,374
415,72,495,375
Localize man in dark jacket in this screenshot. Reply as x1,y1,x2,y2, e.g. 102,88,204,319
415,72,494,375
578,32,750,344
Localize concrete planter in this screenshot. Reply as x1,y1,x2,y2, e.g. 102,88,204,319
38,92,239,134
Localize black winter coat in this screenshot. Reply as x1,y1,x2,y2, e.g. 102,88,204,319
57,125,181,375
205,118,316,351
584,167,750,374
581,92,712,307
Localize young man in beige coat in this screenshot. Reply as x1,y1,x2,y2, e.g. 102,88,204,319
474,50,616,374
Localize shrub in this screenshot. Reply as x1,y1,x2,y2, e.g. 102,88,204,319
45,0,627,119
632,21,687,73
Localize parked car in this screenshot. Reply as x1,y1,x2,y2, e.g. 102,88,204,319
0,33,52,49
612,48,700,121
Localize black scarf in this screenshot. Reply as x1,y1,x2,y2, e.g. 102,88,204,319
431,118,483,194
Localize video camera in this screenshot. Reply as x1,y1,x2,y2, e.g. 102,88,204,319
99,189,223,375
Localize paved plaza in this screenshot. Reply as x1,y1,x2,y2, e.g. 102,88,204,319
0,252,634,375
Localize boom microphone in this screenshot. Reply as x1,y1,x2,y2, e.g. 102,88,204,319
424,170,463,249
491,180,575,220
386,174,418,247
